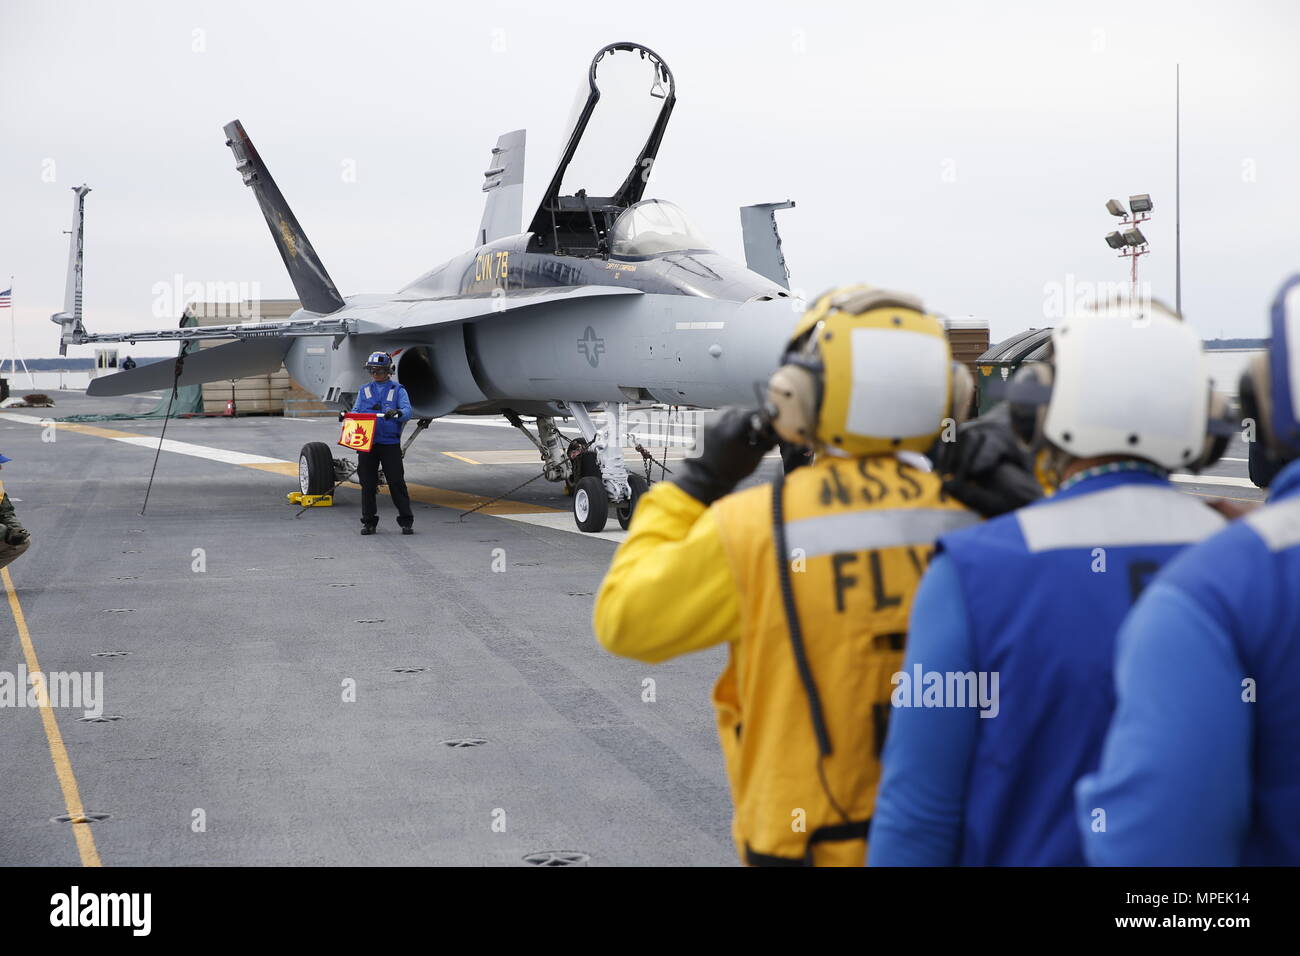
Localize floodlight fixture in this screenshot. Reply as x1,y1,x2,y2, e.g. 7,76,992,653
1122,226,1147,247
1105,199,1127,218
1129,194,1153,214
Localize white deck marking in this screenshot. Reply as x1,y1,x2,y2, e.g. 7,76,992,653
496,511,628,542
106,435,287,465
0,413,287,464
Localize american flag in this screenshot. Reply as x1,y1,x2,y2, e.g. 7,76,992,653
0,287,10,309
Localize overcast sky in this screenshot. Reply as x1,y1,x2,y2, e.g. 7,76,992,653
1,0,1297,360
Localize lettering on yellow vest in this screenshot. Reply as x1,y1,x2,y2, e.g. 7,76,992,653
710,455,975,864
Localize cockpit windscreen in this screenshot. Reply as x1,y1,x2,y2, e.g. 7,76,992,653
609,200,712,258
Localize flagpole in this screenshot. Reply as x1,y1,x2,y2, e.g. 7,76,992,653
6,275,34,391
7,275,14,380
7,276,35,391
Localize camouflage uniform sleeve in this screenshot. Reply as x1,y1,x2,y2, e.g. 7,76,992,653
0,493,28,538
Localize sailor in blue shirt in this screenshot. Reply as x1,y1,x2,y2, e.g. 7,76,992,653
870,302,1229,866
1078,275,1300,866
352,351,415,535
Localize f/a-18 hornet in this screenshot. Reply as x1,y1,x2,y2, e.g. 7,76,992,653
54,41,803,531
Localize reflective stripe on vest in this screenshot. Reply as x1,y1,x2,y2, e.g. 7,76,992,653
1245,495,1300,551
786,508,978,559
1017,483,1226,552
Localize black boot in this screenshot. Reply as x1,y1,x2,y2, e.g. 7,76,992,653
361,521,377,536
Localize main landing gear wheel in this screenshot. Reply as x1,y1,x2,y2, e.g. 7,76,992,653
573,476,609,533
299,442,335,495
616,474,649,530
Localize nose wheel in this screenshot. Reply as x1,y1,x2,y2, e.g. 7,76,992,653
299,441,357,496
299,442,336,495
572,476,609,532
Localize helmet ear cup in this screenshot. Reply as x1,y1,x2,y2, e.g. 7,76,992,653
1008,362,1053,447
767,364,820,447
950,362,975,424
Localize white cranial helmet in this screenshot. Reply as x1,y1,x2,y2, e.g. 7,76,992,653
1042,301,1209,470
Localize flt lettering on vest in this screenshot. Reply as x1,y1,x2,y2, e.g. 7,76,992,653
710,455,978,865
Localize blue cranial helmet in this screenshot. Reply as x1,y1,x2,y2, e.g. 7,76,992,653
364,351,393,371
1239,275,1300,475
1266,276,1300,459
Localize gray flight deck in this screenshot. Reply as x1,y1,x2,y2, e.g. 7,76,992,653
0,391,1262,866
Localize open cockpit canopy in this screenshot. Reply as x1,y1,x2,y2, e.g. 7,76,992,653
527,43,675,257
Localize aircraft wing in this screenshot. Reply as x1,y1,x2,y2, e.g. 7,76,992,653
78,286,643,397
86,337,292,396
356,285,643,334
64,286,642,349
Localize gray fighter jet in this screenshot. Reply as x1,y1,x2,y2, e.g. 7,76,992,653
53,42,802,531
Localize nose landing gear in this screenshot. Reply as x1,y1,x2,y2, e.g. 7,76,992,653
505,402,647,533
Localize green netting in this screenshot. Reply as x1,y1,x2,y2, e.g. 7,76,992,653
59,384,204,423
59,316,206,423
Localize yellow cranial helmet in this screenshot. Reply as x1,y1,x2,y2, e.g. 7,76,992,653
767,285,955,456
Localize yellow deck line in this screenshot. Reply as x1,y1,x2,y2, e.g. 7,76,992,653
2,567,102,866
441,452,482,465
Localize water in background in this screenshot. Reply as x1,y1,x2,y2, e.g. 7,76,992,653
2,371,95,392
1206,350,1263,397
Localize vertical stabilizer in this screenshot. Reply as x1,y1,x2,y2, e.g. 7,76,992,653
477,129,526,246
223,120,346,315
740,201,795,289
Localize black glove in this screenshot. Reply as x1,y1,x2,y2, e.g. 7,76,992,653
674,407,776,505
933,410,1042,518
384,409,401,420
3,527,29,546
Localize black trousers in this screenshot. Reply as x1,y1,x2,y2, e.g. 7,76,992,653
357,443,413,527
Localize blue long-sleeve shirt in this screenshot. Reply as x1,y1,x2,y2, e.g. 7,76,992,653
1073,582,1251,865
352,379,412,444
869,553,977,865
869,469,1223,866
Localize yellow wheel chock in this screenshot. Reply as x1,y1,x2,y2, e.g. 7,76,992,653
287,492,334,507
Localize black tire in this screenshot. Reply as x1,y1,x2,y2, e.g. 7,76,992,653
573,475,609,533
616,474,649,530
299,442,335,495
